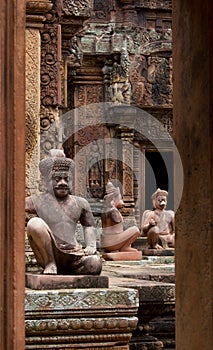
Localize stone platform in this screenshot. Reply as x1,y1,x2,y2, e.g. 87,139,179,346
102,259,175,350
133,237,175,257
25,242,175,349
25,287,139,350
26,273,109,290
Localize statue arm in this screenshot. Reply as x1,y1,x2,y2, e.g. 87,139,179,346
111,208,122,223
170,213,175,234
83,226,97,255
141,210,156,233
79,202,97,255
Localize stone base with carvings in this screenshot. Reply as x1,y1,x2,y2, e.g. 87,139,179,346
102,251,142,261
25,287,139,350
103,261,175,350
26,273,109,290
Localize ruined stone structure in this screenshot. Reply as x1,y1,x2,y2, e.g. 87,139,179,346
1,0,213,350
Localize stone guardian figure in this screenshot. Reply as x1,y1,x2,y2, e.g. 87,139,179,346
25,149,102,275
141,188,175,249
100,181,141,260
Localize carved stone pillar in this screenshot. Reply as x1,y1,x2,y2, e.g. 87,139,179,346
119,127,135,217
25,0,53,195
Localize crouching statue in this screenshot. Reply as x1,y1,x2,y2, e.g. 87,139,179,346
141,188,175,249
25,149,102,275
100,181,141,260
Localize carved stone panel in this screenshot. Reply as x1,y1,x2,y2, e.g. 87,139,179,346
26,28,41,195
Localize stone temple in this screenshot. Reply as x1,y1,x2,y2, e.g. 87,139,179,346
0,0,212,349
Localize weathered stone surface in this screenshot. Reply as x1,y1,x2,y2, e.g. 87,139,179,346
142,249,174,256
110,278,175,303
26,273,109,289
25,287,139,349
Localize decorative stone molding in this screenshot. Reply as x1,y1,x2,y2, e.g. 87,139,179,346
26,0,53,28
25,288,139,349
26,0,53,13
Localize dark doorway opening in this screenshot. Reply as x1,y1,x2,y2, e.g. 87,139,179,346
145,151,174,210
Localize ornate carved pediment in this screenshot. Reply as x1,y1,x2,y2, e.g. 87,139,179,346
57,0,93,17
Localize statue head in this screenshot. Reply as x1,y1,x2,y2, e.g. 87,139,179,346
151,188,168,210
104,181,124,209
39,149,75,198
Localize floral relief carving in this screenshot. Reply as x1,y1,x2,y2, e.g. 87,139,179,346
40,11,61,107
62,0,92,16
25,289,138,310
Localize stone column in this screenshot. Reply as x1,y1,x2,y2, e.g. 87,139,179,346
0,0,26,348
119,127,135,220
25,0,53,196
173,1,213,349
109,105,137,226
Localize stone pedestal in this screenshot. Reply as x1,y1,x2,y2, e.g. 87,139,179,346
26,273,109,290
142,249,174,257
102,251,142,261
133,238,175,257
25,287,139,349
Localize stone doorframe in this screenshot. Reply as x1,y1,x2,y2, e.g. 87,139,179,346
0,1,213,349
0,0,26,348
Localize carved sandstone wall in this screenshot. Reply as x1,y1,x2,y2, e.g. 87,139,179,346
25,0,173,222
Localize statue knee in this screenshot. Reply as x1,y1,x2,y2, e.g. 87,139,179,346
130,226,140,237
148,225,160,235
147,226,160,246
84,255,102,275
27,217,48,237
